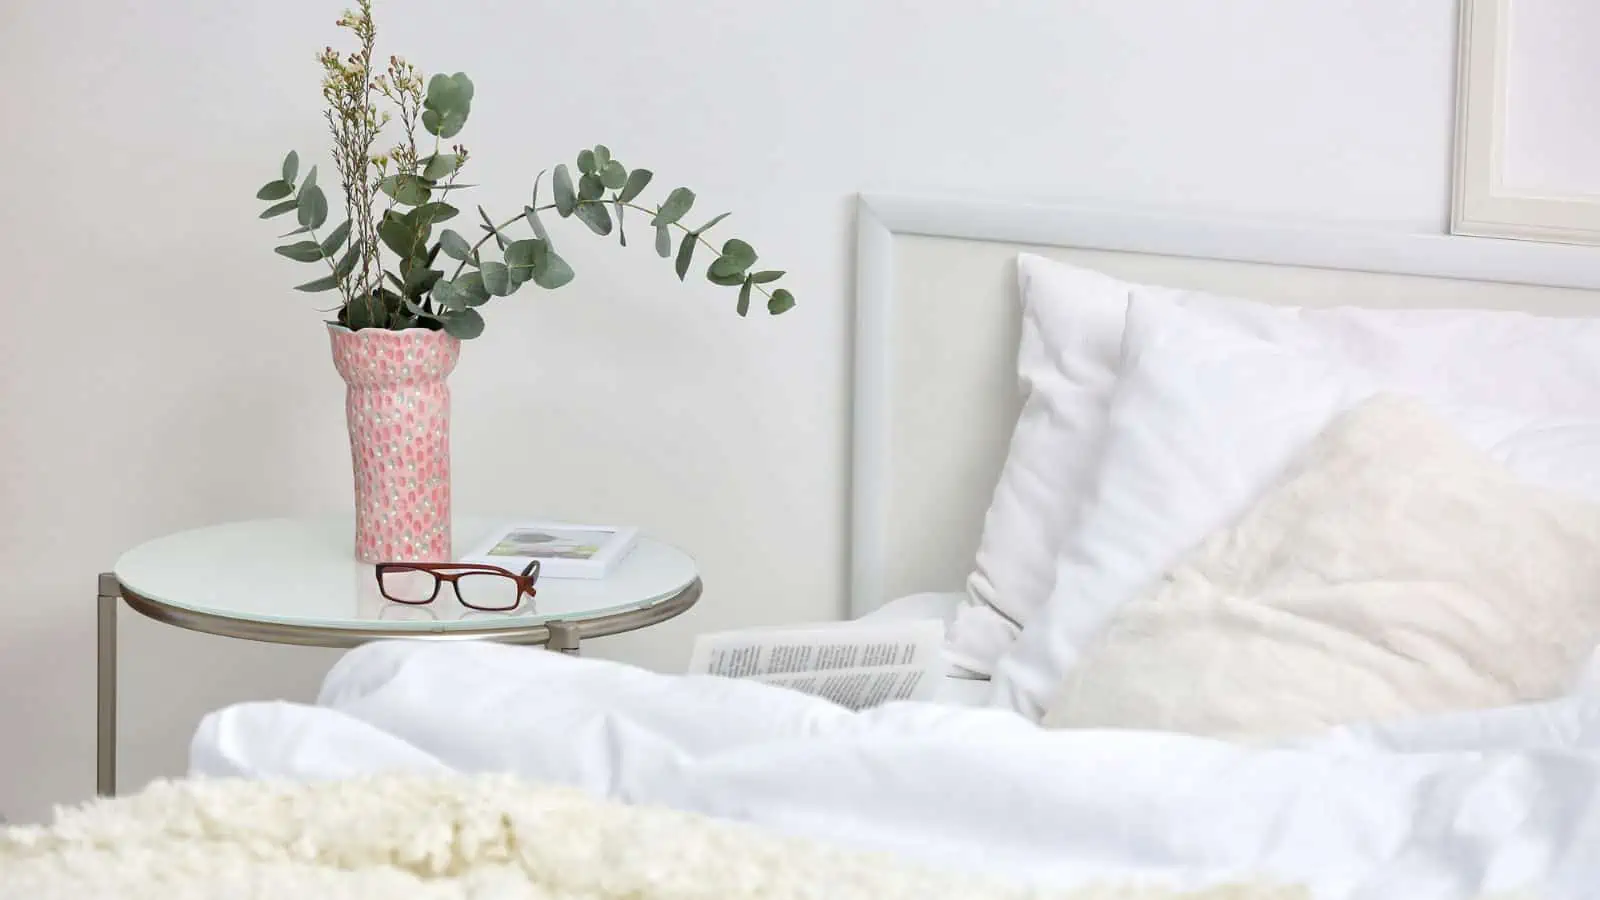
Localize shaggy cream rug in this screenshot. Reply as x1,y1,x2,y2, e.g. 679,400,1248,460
0,773,1309,899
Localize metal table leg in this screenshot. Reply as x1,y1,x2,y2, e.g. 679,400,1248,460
545,620,581,656
96,573,119,797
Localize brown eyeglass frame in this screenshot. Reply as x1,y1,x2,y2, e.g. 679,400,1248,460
374,560,541,612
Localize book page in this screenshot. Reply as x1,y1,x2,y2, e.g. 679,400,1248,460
686,620,945,711
752,668,934,708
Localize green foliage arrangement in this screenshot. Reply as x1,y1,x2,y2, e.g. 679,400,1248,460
254,2,795,339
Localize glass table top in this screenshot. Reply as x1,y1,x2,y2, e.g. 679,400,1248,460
113,516,698,633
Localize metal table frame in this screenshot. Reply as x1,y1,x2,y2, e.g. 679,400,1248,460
94,572,701,796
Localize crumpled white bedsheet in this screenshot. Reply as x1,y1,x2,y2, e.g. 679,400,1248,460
193,640,1600,900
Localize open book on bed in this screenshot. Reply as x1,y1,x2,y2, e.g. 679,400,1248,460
686,620,945,711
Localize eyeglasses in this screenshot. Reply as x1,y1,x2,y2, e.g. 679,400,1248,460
374,560,541,612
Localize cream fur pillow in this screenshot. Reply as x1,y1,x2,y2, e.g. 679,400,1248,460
1043,395,1600,740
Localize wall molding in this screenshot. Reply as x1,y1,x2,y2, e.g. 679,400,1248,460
1452,0,1600,245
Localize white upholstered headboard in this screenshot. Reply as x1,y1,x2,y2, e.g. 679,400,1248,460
850,194,1600,617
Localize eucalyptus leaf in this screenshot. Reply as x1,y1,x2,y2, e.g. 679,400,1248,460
691,211,731,234
379,174,431,206
552,165,576,217
674,232,696,281
384,271,408,293
707,257,743,279
737,279,753,317
295,273,340,292
411,201,458,224
273,241,323,262
422,72,473,139
480,261,512,296
578,173,604,202
526,172,551,243
319,220,352,258
441,308,485,339
260,199,299,219
333,238,362,279
282,151,299,185
767,288,796,315
278,225,311,237
708,242,755,277
620,168,653,203
439,229,472,261
457,271,490,306
426,72,474,109
655,224,672,258
398,293,430,320
600,160,627,191
478,205,508,251
707,269,745,287
532,247,574,290
429,183,478,192
652,187,695,227
402,257,440,293
593,145,611,170
504,239,541,285
419,108,454,139
719,238,756,270
432,278,468,311
573,201,612,236
256,180,292,201
422,153,458,181
299,165,318,193
376,287,409,316
576,149,596,175
615,200,626,247
296,184,328,230
379,217,416,259
524,205,549,244
748,269,785,284
345,293,388,329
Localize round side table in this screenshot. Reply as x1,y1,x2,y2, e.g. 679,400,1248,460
96,516,700,796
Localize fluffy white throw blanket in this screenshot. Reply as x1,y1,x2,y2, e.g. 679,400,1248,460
0,774,1303,900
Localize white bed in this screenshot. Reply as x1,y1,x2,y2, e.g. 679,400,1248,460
180,196,1600,899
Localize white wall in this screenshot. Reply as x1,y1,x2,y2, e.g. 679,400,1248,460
0,0,1459,822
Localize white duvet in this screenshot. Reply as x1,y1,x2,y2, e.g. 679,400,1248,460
193,640,1600,900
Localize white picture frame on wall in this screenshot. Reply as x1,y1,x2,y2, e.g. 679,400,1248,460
1452,0,1600,245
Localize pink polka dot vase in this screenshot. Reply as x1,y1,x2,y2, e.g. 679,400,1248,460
328,323,460,563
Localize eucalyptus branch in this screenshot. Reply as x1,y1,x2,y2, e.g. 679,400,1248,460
450,210,525,279
307,221,379,322
256,5,794,338
304,223,343,283
529,200,777,301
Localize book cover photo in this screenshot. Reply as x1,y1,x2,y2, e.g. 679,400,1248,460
464,523,639,579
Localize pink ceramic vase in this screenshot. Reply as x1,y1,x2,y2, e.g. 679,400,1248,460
328,324,461,563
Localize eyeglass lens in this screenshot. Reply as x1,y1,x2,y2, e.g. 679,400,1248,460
453,571,524,611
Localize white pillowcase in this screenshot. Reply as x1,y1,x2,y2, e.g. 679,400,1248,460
990,291,1600,719
954,255,1274,676
948,256,1130,674
1041,395,1600,740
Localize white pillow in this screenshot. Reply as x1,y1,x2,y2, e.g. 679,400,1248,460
955,255,1274,675
960,254,1600,679
1041,395,1600,740
948,255,1130,674
989,292,1600,719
